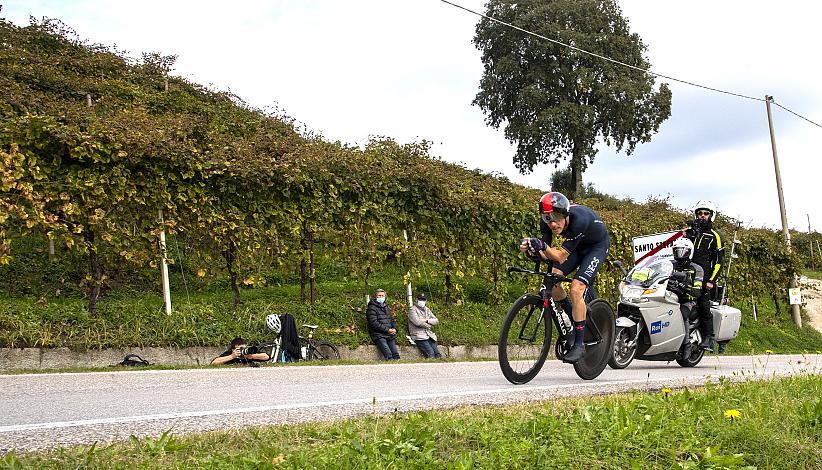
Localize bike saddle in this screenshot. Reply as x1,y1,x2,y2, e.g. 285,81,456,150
302,324,319,330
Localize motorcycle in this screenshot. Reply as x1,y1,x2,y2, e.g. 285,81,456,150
609,255,741,369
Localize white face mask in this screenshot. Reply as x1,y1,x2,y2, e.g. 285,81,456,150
417,301,426,308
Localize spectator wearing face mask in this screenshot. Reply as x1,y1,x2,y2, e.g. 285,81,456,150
366,288,400,360
407,292,442,359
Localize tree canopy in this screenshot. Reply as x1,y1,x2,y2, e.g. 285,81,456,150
473,0,672,196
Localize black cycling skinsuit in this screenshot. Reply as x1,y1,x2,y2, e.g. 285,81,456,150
540,204,610,286
686,224,725,338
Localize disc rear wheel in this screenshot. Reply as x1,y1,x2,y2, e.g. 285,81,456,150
573,299,616,380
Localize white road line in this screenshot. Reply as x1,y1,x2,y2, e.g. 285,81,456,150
0,378,665,433
1,356,817,434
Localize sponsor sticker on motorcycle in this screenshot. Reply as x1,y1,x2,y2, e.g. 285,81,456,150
650,320,670,334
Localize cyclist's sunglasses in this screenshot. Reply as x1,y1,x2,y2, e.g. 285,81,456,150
695,210,712,217
541,212,565,224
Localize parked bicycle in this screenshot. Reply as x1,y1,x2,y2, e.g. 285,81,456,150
261,315,340,363
498,265,616,383
299,324,340,361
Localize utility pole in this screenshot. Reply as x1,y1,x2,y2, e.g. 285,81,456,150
816,214,822,271
765,95,801,327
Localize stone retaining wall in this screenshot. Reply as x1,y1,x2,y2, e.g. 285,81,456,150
0,344,499,371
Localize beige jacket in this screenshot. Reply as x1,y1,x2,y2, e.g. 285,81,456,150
407,304,439,341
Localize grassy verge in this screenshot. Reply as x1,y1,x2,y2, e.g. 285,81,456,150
3,375,820,468
2,253,822,355
2,285,822,355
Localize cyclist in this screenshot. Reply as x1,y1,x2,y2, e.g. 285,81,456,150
519,192,610,363
668,238,704,359
684,200,725,351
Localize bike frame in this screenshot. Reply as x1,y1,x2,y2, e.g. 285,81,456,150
509,265,606,349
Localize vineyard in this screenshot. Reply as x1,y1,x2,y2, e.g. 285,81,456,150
1,18,820,351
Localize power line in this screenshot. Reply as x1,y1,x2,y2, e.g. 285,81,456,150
440,0,764,102
442,0,822,130
771,100,822,129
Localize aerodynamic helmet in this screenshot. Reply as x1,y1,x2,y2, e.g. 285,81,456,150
538,192,570,224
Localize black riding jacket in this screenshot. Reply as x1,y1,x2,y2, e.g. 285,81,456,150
670,261,704,302
686,224,725,283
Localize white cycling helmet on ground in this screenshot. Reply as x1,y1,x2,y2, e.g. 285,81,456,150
672,237,695,262
693,200,717,222
265,314,281,334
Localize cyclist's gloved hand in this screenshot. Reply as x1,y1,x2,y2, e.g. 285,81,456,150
523,238,546,262
529,238,547,253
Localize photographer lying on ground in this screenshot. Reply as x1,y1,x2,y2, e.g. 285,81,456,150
211,337,270,366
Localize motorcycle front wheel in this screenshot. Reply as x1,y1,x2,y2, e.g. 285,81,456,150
608,325,637,369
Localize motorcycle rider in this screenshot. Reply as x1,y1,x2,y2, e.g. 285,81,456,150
519,192,610,364
669,238,704,359
685,200,726,352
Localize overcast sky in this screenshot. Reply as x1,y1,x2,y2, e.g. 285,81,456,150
4,1,821,232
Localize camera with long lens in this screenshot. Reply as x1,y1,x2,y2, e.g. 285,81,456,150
239,346,259,356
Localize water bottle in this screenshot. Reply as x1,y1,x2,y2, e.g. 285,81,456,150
301,346,308,359
554,299,572,334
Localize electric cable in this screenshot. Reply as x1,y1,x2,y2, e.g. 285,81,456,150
440,0,763,102
440,0,822,127
771,100,822,129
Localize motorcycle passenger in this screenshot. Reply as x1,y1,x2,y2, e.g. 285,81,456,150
684,200,726,352
669,238,704,359
519,192,611,364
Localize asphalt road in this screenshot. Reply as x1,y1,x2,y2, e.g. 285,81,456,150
1,354,819,453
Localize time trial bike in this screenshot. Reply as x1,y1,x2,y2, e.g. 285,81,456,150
499,265,616,383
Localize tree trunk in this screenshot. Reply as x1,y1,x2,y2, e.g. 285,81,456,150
300,257,307,302
84,229,102,315
222,239,241,306
570,157,583,199
444,272,453,306
48,236,55,261
491,251,499,285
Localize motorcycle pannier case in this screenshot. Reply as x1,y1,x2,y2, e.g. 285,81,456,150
711,305,741,341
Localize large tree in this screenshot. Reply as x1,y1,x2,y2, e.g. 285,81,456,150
473,0,672,196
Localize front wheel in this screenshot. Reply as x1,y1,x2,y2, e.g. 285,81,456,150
498,294,552,384
608,325,637,369
311,341,340,360
676,331,704,367
573,299,616,380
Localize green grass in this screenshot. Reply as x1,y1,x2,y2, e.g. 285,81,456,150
802,268,822,280
3,375,820,468
2,276,822,356
2,236,822,355
3,284,821,355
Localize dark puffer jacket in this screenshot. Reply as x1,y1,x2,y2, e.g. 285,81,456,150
366,299,397,340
